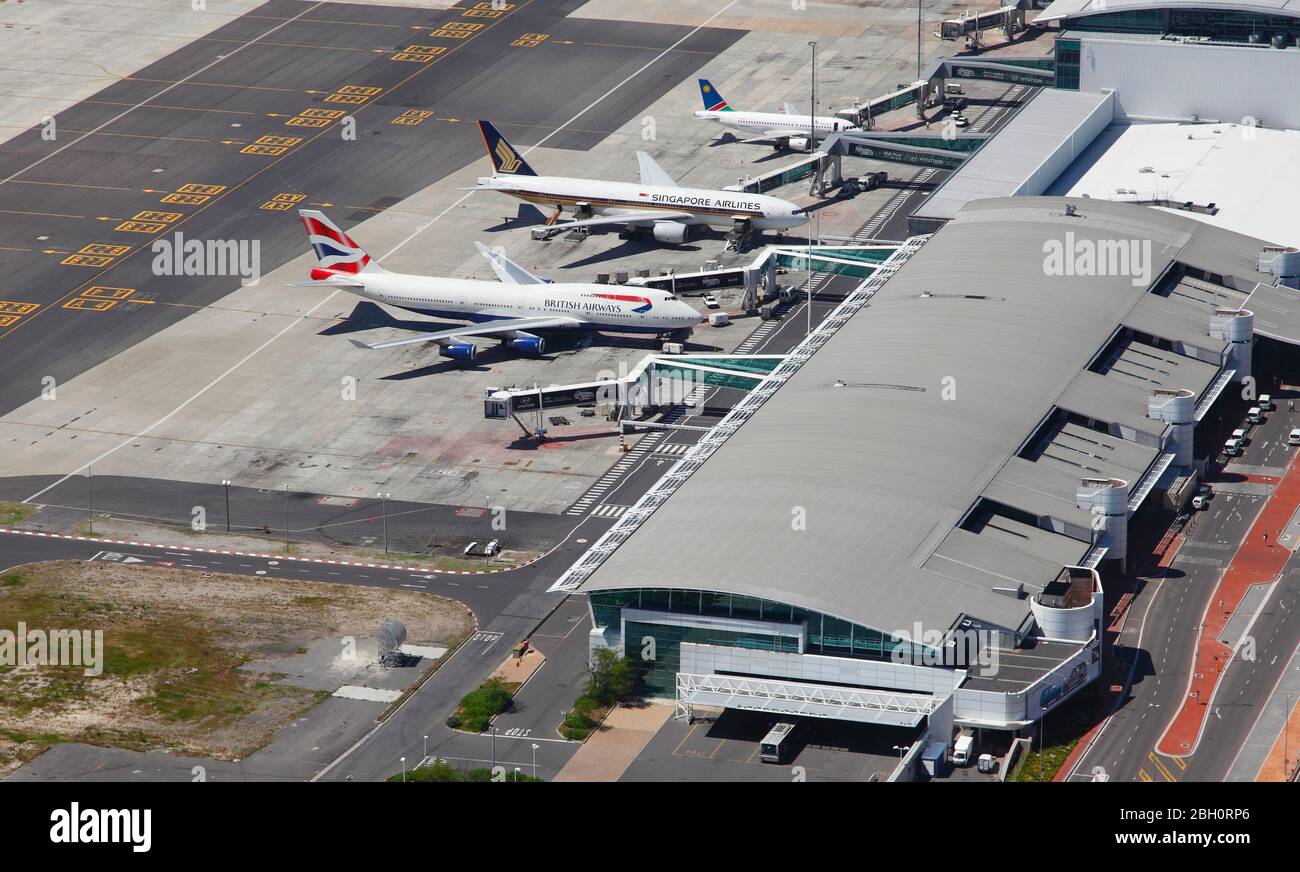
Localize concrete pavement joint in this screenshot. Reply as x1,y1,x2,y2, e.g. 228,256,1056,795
0,527,537,576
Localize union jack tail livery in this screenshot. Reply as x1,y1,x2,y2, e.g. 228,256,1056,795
594,291,653,314
299,209,385,277
477,120,538,176
698,79,732,112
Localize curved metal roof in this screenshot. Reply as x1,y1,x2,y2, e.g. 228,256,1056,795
1037,0,1300,23
578,198,1273,637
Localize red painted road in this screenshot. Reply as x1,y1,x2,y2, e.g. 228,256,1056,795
1054,534,1186,781
1157,449,1300,756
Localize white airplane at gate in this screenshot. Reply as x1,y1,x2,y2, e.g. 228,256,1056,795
469,120,808,244
694,78,860,150
294,210,702,361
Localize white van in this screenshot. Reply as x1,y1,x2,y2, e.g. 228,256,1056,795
1289,428,1300,446
1258,394,1273,411
1224,438,1243,457
952,734,974,766
1247,406,1263,424
1232,428,1248,443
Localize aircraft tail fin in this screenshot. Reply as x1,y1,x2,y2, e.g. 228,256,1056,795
474,242,551,285
476,120,538,176
298,210,385,275
698,78,732,112
636,151,679,188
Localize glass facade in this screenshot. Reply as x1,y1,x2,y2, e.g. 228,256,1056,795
590,589,933,697
1067,8,1300,43
1169,9,1300,42
1069,9,1165,33
1055,38,1081,90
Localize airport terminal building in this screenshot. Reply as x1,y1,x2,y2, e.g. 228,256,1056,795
562,196,1300,737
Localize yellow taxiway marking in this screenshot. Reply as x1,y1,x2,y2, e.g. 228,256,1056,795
0,208,86,220
1138,769,1153,782
0,94,259,116
0,0,527,341
6,179,134,193
6,127,211,144
122,76,299,93
245,14,411,29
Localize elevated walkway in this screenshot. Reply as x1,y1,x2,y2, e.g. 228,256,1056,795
674,672,945,727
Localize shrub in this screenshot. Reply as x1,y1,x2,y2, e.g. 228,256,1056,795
585,648,635,707
453,677,515,733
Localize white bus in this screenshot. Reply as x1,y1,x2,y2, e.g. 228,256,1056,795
759,722,799,764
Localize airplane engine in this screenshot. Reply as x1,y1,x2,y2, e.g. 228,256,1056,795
652,222,689,244
787,136,811,152
509,336,545,355
440,341,477,361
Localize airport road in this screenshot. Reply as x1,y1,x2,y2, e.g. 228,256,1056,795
1068,402,1300,782
0,0,744,418
0,473,588,556
856,82,1034,242
0,506,614,624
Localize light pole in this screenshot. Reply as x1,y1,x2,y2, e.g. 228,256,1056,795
893,744,908,761
221,480,231,533
379,492,391,554
423,734,428,762
283,484,290,548
916,0,923,80
532,742,539,780
807,39,816,341
400,756,406,782
513,766,522,783
87,464,94,536
490,725,498,772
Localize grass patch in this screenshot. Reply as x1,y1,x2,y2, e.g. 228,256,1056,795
388,757,542,782
1013,689,1101,782
293,595,335,608
347,549,508,571
446,677,520,733
1,572,22,588
0,501,34,527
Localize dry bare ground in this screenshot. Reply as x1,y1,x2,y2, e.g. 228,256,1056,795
0,561,473,770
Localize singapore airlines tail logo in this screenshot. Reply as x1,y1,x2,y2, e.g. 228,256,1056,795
495,139,523,174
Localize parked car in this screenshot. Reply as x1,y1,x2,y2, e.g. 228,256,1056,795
1289,428,1300,446
703,294,720,309
953,115,970,128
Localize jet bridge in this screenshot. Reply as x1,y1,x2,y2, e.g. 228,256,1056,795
938,4,1026,49
770,244,897,280
628,246,780,312
483,354,784,438
836,56,1050,129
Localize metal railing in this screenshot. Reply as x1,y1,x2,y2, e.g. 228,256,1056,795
548,236,930,593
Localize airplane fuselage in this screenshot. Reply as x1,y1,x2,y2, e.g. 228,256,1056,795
335,271,701,335
474,174,806,231
695,110,859,142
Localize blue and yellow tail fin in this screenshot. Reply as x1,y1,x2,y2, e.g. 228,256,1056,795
476,120,538,176
698,78,732,112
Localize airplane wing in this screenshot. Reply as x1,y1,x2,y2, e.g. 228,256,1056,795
288,275,366,289
783,102,800,116
348,316,582,350
636,151,679,187
551,210,694,232
473,242,550,285
737,128,811,144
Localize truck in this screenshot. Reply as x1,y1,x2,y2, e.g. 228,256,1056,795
952,733,974,766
